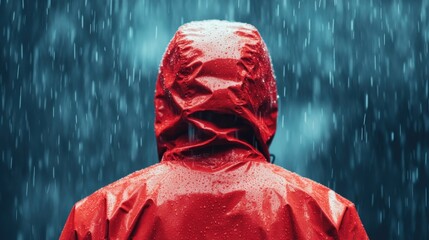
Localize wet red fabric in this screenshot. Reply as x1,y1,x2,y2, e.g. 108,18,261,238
60,20,368,240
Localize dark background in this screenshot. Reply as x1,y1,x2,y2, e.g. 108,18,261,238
1,0,428,239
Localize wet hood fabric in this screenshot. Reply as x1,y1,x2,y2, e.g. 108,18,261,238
155,20,277,163
60,20,368,240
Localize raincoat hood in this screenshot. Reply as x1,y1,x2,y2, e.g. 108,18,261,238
155,20,278,162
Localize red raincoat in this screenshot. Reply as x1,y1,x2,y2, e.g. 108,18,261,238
60,20,368,240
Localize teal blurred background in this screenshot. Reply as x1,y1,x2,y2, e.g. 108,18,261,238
1,0,428,239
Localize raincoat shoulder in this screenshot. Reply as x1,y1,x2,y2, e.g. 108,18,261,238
59,163,170,239
269,164,368,239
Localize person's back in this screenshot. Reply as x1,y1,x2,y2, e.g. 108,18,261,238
60,20,368,240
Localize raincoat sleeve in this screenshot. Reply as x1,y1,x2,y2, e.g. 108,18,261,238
338,204,369,239
60,191,108,240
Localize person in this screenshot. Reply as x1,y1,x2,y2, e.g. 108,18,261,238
60,20,368,239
